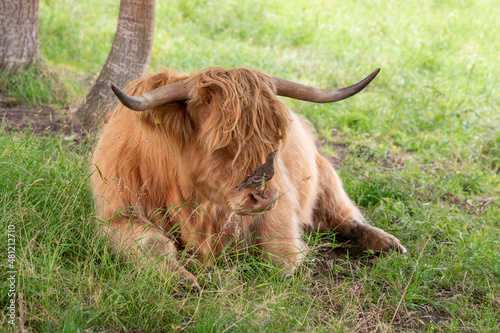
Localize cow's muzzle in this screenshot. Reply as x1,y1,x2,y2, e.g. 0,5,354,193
235,187,279,215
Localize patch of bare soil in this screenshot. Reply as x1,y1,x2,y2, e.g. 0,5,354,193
308,236,375,283
388,307,453,332
0,96,84,137
81,329,147,333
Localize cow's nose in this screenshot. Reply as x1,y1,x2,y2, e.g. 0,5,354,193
247,188,279,212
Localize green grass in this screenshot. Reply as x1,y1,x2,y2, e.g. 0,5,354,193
1,0,499,332
0,61,85,108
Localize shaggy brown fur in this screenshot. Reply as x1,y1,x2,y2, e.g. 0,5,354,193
91,67,406,286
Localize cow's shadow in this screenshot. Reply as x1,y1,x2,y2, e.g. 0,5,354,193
303,232,380,281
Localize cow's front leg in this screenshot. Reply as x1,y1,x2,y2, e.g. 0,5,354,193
254,213,309,272
98,214,200,288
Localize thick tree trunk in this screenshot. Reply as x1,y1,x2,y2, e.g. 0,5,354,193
76,0,155,131
0,0,39,73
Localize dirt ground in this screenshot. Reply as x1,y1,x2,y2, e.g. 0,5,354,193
0,96,75,133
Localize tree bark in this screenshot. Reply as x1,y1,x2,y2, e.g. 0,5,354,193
0,0,39,73
76,0,155,131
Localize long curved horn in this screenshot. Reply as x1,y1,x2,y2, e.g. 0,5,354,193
112,68,380,110
111,80,189,111
274,68,380,103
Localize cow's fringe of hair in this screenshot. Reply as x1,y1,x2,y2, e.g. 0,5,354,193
120,67,290,170
185,67,290,168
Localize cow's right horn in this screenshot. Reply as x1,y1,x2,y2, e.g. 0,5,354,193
274,68,380,103
111,80,189,111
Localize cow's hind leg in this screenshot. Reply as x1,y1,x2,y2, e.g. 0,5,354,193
98,214,199,288
313,155,406,253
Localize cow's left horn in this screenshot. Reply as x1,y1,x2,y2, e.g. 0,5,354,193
274,68,380,103
111,80,189,111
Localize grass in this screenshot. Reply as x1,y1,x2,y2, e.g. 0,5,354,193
1,0,499,331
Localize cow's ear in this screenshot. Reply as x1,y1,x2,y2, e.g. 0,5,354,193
138,111,156,126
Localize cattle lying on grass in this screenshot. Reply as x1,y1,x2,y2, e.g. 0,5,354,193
91,67,406,287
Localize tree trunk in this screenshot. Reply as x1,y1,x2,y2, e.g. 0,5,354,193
0,0,39,73
75,0,155,131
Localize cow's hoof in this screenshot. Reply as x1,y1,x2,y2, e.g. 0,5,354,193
358,225,407,255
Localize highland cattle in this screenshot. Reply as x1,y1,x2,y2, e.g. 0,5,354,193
91,67,406,286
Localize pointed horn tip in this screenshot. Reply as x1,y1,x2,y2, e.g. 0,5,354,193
361,68,381,88
365,68,381,82
110,83,149,111
347,67,382,93
110,83,128,103
110,83,125,98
